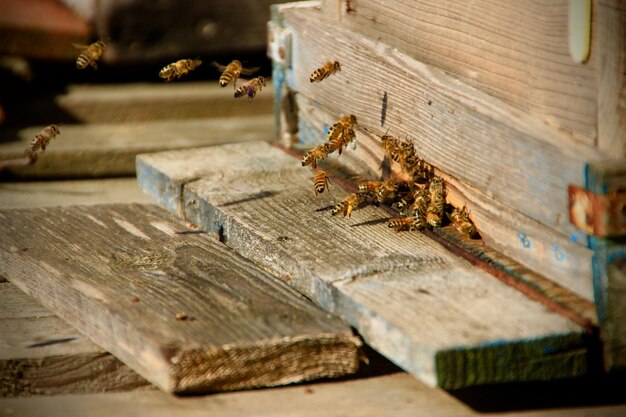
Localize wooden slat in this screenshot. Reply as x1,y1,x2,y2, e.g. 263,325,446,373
295,92,596,300
0,282,151,396
137,142,592,389
0,204,361,393
321,0,597,145
270,3,606,245
3,372,626,417
0,115,273,178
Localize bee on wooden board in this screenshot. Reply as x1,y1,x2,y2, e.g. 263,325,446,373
312,169,331,196
159,59,202,81
310,60,341,83
358,180,384,196
426,177,446,228
234,76,266,102
376,178,410,205
388,216,423,232
381,134,401,163
447,206,479,238
25,124,60,161
302,143,332,169
213,60,260,89
74,40,106,70
331,192,365,218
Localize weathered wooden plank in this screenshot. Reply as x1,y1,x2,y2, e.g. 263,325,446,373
0,282,151,396
0,178,153,209
0,116,273,178
321,0,597,145
137,142,592,388
595,0,626,155
53,82,273,124
3,372,626,417
295,92,596,300
270,3,606,245
0,204,361,393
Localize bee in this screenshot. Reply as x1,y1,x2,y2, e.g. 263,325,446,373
426,177,446,227
234,76,266,102
358,180,384,196
326,115,358,155
74,40,106,70
159,59,202,81
302,143,332,169
313,169,331,196
448,206,479,238
213,60,259,88
331,192,365,217
25,124,60,161
381,134,401,162
310,60,341,83
376,178,410,205
410,187,430,218
388,216,423,232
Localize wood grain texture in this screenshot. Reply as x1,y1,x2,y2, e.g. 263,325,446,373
0,282,151,396
271,4,606,245
0,116,273,178
3,372,626,417
0,204,361,393
137,142,591,389
322,0,597,145
595,0,626,155
295,92,596,300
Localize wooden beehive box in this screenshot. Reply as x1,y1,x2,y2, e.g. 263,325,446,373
268,0,626,378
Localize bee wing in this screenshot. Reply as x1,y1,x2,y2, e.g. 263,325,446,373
72,43,89,50
240,66,260,75
234,77,252,87
211,61,227,71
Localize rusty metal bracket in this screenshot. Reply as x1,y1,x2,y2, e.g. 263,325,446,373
568,185,626,237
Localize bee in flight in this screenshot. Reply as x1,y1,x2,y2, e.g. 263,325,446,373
312,169,331,196
213,60,260,89
302,143,332,169
25,124,61,162
74,40,106,70
326,115,358,155
310,60,341,83
159,59,202,81
331,192,365,218
234,76,266,102
447,206,479,238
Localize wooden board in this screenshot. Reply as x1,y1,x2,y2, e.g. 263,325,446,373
0,115,273,178
0,282,151,396
3,372,626,417
294,92,596,300
269,3,607,248
137,142,593,389
320,0,597,146
0,204,361,393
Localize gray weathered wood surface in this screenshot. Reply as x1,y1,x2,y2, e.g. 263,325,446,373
270,2,606,247
0,282,151,396
137,142,591,389
3,371,626,417
0,116,273,178
295,93,596,300
0,204,361,393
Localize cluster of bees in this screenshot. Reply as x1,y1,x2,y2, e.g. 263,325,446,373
301,61,478,238
75,41,266,102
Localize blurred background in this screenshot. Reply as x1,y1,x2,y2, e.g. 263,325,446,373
0,0,277,129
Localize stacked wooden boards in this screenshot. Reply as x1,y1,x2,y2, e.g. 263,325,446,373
137,141,595,389
268,0,626,371
0,204,362,393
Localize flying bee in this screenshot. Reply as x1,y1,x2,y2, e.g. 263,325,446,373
26,124,60,161
426,177,446,227
310,60,341,83
159,59,202,81
331,192,366,217
302,143,332,169
447,206,479,238
313,169,331,196
388,216,424,232
74,40,106,70
326,115,358,147
234,76,266,102
213,60,259,88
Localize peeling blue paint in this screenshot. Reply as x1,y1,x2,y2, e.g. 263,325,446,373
551,244,565,262
518,233,532,249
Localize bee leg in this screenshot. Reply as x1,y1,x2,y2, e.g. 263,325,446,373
90,61,98,70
